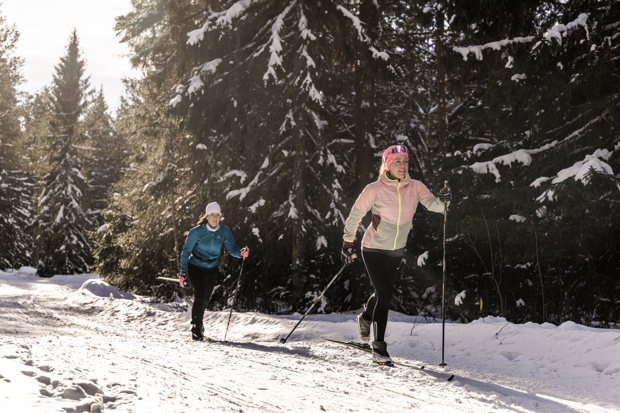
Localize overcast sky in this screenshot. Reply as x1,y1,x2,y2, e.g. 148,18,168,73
3,0,138,111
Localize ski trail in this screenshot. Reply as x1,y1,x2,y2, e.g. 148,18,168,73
1,271,619,412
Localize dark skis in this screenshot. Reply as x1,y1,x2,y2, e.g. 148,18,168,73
322,337,455,381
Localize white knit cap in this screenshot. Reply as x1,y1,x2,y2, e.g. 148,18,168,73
205,202,221,216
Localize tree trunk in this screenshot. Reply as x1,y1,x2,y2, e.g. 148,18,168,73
169,124,181,273
436,7,447,155
291,125,306,311
351,0,380,310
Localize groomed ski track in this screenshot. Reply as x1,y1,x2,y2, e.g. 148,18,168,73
1,269,619,413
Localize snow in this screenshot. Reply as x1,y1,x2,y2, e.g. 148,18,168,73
511,73,527,82
251,227,262,243
226,171,261,201
473,143,495,154
551,149,614,185
453,36,534,61
530,177,551,188
169,94,182,108
221,169,248,184
196,143,207,150
248,197,266,213
187,74,203,94
545,14,589,45
417,251,429,267
263,1,296,82
336,5,370,43
454,290,466,306
469,116,604,182
2,270,620,412
509,215,526,223
77,279,136,300
316,235,328,250
187,1,257,45
369,46,390,61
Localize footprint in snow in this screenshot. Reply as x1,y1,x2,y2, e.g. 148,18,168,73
501,351,521,361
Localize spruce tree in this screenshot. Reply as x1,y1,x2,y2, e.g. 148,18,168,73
83,88,129,227
0,8,35,270
37,30,93,277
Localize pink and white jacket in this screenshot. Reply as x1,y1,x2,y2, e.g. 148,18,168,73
343,173,446,251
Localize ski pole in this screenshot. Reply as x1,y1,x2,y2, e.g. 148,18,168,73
280,263,348,344
440,180,448,367
224,247,248,341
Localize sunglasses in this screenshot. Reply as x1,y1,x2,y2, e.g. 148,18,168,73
388,145,409,154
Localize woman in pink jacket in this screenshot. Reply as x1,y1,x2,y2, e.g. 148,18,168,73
341,145,451,364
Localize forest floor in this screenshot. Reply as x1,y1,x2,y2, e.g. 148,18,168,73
1,268,619,413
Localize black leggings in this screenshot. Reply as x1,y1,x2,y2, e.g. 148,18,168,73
188,263,218,326
361,250,401,342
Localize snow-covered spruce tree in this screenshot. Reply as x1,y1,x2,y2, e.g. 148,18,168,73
0,9,35,270
164,0,360,312
82,88,129,227
37,30,93,277
432,0,620,324
109,0,460,314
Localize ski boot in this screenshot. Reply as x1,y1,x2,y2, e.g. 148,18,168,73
191,323,204,341
372,341,393,366
356,312,372,350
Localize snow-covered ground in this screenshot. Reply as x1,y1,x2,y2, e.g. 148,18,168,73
1,268,619,412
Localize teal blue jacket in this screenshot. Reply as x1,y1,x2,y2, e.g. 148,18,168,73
180,224,241,273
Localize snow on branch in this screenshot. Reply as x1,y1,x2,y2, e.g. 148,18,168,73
263,0,297,82
545,13,589,45
220,169,248,184
454,13,589,61
535,149,614,203
550,149,613,185
453,36,534,61
337,5,370,42
187,0,260,45
469,115,603,182
337,5,390,61
226,171,262,201
298,9,316,41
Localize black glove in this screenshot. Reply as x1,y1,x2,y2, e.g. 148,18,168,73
439,186,452,203
341,242,356,266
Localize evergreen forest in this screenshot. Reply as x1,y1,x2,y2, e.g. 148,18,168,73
1,0,619,327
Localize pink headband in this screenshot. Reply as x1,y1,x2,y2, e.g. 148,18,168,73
383,145,409,171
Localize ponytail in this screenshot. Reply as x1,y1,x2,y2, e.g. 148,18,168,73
378,158,388,178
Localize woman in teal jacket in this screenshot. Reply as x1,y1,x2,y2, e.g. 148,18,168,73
179,202,248,341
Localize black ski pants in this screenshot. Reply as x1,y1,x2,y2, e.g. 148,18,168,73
361,250,401,342
188,263,218,327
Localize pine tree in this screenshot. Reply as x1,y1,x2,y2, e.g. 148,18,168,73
0,8,35,270
83,88,129,227
37,30,93,277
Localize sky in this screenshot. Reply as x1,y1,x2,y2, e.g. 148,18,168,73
2,0,138,111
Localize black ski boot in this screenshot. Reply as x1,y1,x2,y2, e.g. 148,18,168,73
356,312,372,349
191,323,204,341
372,341,393,365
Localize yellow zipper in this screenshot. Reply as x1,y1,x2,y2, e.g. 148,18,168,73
393,181,402,250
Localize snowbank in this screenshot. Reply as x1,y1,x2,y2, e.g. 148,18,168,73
77,279,136,300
